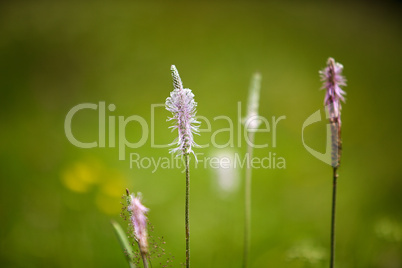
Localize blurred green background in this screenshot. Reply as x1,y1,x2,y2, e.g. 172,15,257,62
1,1,401,267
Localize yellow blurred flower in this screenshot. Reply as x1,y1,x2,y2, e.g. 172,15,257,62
61,158,131,215
61,160,101,193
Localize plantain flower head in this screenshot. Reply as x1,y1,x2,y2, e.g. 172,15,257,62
165,65,199,157
319,57,347,123
127,191,149,255
320,57,347,168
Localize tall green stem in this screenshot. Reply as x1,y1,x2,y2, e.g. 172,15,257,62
185,153,190,268
330,167,338,268
243,131,255,268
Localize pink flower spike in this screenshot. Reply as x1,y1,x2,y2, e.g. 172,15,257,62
165,65,200,158
127,193,149,255
320,57,347,168
319,57,347,124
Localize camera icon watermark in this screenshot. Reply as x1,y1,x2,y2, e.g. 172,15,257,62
302,103,340,167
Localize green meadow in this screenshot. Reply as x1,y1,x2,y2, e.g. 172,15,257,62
0,1,401,267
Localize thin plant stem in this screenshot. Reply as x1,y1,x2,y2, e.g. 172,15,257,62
142,255,149,268
185,153,190,268
330,167,338,268
243,131,255,268
140,252,149,268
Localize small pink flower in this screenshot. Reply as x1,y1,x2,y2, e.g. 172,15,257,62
165,65,199,157
320,58,347,123
127,193,149,255
320,58,347,168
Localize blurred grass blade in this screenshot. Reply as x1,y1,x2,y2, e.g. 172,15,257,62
111,220,137,268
